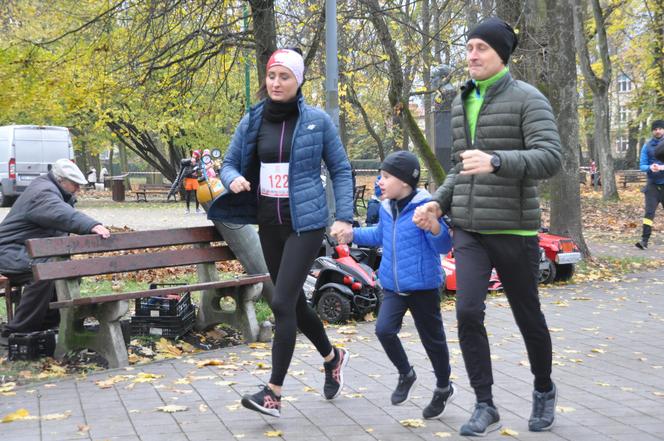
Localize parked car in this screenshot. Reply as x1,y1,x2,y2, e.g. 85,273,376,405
0,125,74,207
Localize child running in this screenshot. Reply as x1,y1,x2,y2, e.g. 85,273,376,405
349,151,455,419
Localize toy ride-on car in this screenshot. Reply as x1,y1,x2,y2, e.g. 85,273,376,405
304,236,383,324
537,230,582,283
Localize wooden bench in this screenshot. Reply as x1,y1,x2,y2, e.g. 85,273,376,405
25,226,270,368
0,275,22,322
134,183,177,202
353,184,367,215
620,170,647,188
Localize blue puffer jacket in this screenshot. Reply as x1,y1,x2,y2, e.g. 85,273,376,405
208,95,354,232
640,137,664,184
352,189,452,293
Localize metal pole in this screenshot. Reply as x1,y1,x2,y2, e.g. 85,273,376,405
244,4,251,113
324,0,339,228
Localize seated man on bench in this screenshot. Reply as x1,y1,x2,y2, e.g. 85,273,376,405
0,159,110,345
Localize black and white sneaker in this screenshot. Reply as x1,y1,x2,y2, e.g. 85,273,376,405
323,347,350,399
391,367,417,405
241,385,281,417
423,382,456,419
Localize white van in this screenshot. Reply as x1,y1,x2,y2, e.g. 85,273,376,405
0,125,74,207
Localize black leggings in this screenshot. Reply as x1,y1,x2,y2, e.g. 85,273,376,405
258,225,333,386
185,190,199,210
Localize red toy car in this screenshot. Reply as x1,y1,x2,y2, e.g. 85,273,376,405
442,231,581,292
537,230,582,283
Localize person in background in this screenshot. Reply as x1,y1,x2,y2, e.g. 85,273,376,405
365,175,382,225
414,17,562,436
0,159,110,344
635,119,664,250
350,151,455,420
208,48,354,418
87,167,97,189
183,150,201,214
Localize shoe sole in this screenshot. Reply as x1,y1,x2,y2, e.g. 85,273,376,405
392,377,418,406
241,396,280,418
423,383,456,419
459,421,501,437
326,348,350,400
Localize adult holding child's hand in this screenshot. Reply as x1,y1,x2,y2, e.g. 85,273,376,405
207,47,354,419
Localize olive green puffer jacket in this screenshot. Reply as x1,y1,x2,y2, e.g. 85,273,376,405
432,73,562,231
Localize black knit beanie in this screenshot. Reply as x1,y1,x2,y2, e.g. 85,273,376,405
467,17,519,65
655,139,664,163
651,119,664,131
380,151,420,189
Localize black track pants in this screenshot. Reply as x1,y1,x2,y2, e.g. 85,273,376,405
453,228,553,402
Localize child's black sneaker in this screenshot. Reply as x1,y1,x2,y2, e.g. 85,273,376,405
241,385,281,417
323,347,349,399
423,382,456,419
391,367,417,405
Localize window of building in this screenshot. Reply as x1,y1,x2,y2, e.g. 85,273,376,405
618,74,632,92
615,136,629,152
619,105,628,123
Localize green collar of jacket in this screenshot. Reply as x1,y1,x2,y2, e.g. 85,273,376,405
464,67,510,142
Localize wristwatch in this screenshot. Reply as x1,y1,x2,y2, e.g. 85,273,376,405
490,154,502,173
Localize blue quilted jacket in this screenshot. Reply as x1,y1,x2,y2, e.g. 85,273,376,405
207,96,354,232
352,189,452,293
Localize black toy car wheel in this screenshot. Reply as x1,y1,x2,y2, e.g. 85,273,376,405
554,263,575,282
539,259,557,284
316,289,351,324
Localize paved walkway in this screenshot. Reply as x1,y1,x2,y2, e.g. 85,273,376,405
3,267,664,441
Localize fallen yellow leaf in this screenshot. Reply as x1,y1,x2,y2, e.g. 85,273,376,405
434,433,452,438
265,430,283,437
500,428,519,436
0,382,16,393
156,405,188,413
400,418,425,428
196,359,225,368
42,411,71,421
2,408,30,423
133,373,163,383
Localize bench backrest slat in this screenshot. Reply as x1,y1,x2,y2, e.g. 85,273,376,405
33,245,234,281
26,226,221,258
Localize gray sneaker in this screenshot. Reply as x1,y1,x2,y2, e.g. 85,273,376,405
391,367,417,405
528,383,557,432
459,402,501,436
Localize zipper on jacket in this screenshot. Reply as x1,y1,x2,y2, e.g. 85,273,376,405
391,206,401,293
288,101,302,233
277,121,286,225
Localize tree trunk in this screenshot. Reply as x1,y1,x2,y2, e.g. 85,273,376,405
592,93,619,199
363,0,446,185
546,0,589,257
249,0,277,87
572,0,619,200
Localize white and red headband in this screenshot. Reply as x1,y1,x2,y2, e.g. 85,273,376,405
266,49,304,86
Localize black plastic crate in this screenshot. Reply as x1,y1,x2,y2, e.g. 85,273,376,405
135,288,191,318
8,330,56,361
130,306,195,339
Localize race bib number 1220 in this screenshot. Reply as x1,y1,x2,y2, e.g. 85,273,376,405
260,162,289,198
